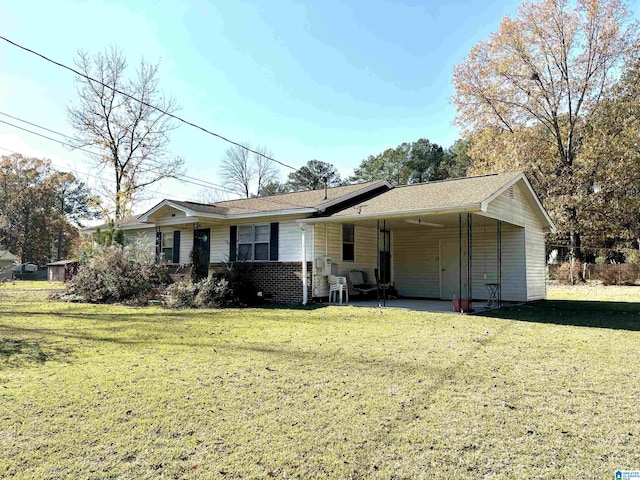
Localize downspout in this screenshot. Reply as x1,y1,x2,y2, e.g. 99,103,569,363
301,224,308,305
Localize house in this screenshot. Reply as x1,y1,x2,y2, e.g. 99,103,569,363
0,250,18,281
85,172,556,304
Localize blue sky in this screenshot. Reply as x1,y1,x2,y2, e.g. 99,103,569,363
0,0,526,210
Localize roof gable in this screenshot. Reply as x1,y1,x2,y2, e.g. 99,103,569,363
135,180,390,223
317,172,556,232
327,172,523,218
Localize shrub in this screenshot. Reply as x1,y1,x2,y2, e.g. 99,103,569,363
599,264,640,286
624,249,640,265
71,237,169,304
193,261,258,308
194,276,236,308
163,280,198,309
553,261,583,285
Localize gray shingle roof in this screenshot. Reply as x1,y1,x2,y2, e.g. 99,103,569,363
206,181,386,215
329,172,524,217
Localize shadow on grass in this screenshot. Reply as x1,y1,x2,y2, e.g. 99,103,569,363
483,300,640,331
0,338,72,365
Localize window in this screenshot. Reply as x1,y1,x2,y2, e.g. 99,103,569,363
161,232,173,262
342,224,355,261
238,224,270,261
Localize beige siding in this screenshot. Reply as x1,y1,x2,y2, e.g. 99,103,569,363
484,180,547,301
394,227,445,298
312,223,377,298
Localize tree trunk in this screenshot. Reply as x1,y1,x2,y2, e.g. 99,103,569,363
57,197,64,261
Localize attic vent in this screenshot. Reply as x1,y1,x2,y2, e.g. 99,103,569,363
509,186,514,200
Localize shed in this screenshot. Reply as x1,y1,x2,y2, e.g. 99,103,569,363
47,260,79,282
0,250,18,281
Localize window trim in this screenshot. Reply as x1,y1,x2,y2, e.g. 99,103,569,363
161,231,173,263
342,224,355,262
237,223,271,262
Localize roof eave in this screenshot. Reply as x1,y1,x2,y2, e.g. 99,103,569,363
138,199,226,222
298,204,482,224
224,208,316,219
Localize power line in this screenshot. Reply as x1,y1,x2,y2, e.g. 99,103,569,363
0,123,310,211
0,111,316,210
0,144,192,201
0,35,300,172
0,116,236,196
0,110,236,193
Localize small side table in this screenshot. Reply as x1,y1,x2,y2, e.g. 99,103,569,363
485,283,500,308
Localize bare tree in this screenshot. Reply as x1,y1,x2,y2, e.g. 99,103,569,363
191,187,230,204
220,144,279,198
254,146,279,196
68,47,184,219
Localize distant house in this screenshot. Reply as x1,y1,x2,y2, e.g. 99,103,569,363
84,172,555,304
0,250,18,281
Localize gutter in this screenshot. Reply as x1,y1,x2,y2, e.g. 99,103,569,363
297,204,482,224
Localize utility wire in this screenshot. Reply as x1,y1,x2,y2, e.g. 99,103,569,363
0,110,234,193
0,35,299,172
0,110,314,209
0,144,193,201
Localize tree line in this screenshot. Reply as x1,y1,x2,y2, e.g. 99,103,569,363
0,154,98,264
7,0,636,265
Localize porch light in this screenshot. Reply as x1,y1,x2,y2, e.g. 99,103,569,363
404,219,444,228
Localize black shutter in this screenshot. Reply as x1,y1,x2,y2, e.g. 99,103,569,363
155,231,162,262
172,230,180,263
229,225,237,262
270,222,279,261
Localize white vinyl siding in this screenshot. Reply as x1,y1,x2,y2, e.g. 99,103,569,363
526,226,546,300
208,217,311,264
393,220,527,302
499,224,527,302
124,228,192,264
484,180,547,301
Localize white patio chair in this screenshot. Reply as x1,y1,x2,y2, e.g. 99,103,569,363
328,274,348,305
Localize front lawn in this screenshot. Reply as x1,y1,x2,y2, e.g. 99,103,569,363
1,282,639,478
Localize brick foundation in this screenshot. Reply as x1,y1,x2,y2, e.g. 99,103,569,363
210,262,312,304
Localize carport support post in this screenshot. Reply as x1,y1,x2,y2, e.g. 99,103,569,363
467,213,473,311
458,214,462,301
497,220,502,307
301,224,308,305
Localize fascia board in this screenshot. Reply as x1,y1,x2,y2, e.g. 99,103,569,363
223,208,316,219
298,204,482,224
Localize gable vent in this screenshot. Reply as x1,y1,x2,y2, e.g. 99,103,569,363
509,186,514,200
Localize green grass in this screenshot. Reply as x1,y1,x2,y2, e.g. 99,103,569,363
1,282,640,478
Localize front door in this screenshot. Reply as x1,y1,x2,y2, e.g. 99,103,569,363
440,239,460,299
193,228,210,279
